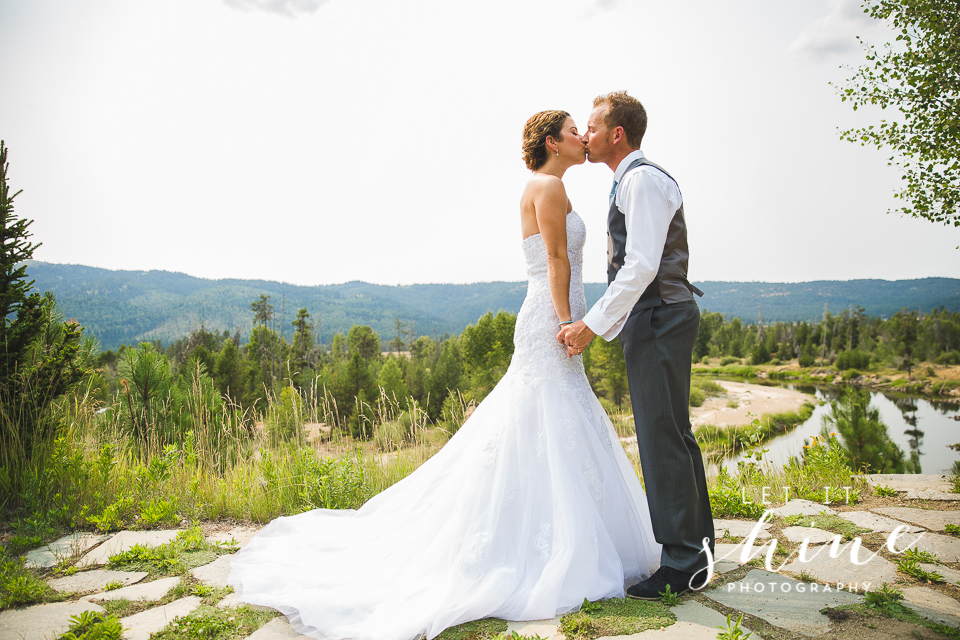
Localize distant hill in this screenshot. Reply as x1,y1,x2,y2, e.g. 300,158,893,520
25,261,960,350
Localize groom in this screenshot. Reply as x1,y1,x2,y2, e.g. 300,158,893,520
558,91,714,599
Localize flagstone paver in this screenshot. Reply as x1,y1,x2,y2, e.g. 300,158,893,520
120,595,202,640
921,562,960,585
703,569,861,636
891,531,960,563
713,519,771,540
246,616,306,639
712,541,775,567
25,532,110,568
871,507,960,532
767,499,836,518
79,529,183,566
866,473,956,495
836,510,924,533
780,546,897,586
902,586,960,627
506,615,563,639
781,526,841,545
190,553,235,588
206,525,263,549
83,575,181,602
596,620,722,638
672,600,757,637
713,561,740,574
47,568,148,594
0,600,105,640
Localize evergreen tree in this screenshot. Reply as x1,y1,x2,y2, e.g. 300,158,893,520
377,356,408,407
0,141,44,388
214,338,243,400
251,294,274,327
821,387,915,473
347,325,380,362
291,307,313,370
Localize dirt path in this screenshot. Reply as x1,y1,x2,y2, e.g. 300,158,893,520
691,380,813,428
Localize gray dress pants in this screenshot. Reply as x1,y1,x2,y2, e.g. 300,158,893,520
618,299,714,576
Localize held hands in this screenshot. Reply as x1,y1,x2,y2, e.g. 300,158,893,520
557,321,596,358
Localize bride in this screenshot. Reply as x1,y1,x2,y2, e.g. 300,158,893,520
228,110,661,640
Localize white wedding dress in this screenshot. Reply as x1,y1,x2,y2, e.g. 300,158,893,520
228,211,661,640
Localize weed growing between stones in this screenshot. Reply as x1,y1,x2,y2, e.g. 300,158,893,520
896,557,945,583
832,600,960,640
57,610,124,640
717,612,753,640
107,526,222,576
658,584,681,605
864,582,906,613
781,513,872,540
873,485,898,498
151,604,275,640
433,617,508,640
558,597,675,639
0,543,57,610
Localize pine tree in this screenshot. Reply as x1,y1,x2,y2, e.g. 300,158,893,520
0,141,44,388
822,388,915,473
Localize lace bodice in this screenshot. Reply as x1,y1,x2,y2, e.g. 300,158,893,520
509,211,588,381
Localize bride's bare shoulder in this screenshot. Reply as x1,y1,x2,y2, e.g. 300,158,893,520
522,174,566,201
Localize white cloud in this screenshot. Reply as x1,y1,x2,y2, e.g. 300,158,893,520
788,0,879,60
223,0,327,17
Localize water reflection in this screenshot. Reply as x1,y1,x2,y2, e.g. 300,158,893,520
716,381,960,476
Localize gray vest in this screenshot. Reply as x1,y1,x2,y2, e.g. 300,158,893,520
607,157,702,315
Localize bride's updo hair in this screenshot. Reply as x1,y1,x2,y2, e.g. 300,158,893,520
522,110,570,171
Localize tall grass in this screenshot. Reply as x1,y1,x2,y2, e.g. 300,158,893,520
0,373,460,533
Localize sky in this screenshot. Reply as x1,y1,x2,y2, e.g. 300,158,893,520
1,0,958,287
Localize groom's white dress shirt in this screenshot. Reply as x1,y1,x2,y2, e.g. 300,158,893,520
582,149,683,341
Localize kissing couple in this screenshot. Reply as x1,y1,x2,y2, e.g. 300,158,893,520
229,90,715,640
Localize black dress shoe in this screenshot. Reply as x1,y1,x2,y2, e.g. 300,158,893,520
626,565,696,600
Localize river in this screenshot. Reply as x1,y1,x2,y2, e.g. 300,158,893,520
719,382,960,476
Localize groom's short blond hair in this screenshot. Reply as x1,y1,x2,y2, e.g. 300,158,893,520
594,91,647,149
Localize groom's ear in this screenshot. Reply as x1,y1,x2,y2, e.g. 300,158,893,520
612,126,625,145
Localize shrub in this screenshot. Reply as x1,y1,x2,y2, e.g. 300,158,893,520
936,350,960,365
689,387,706,407
58,610,124,640
835,349,870,371
719,356,740,366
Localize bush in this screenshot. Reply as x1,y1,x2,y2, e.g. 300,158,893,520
798,351,815,368
719,356,740,366
689,387,705,407
835,349,870,371
936,350,960,365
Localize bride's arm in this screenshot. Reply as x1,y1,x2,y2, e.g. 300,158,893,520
534,178,572,324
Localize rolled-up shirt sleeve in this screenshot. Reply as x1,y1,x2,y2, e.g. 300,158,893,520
583,167,681,340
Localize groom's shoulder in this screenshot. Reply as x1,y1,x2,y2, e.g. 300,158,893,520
624,164,679,189
622,164,683,202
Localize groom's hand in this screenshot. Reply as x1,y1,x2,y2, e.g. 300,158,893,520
557,321,596,358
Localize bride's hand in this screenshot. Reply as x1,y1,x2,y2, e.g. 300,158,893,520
557,321,596,357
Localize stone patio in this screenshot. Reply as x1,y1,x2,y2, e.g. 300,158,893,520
4,473,960,639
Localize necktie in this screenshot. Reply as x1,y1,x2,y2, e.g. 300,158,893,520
609,180,618,207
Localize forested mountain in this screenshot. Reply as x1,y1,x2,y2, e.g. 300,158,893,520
25,261,960,349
